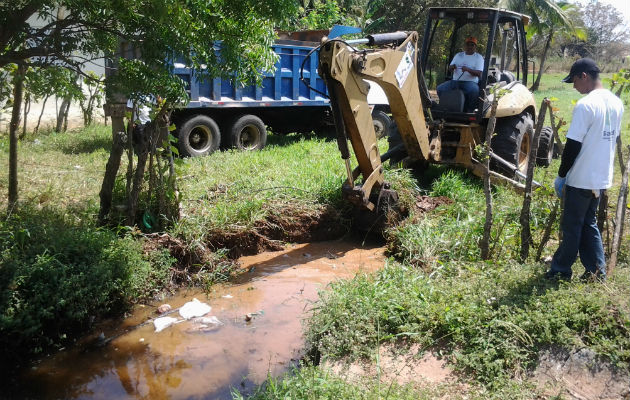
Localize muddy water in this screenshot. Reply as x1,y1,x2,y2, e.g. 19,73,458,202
17,238,385,399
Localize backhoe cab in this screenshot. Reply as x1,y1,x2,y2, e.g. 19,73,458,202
318,8,553,216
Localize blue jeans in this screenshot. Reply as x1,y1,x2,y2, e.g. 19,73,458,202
550,185,606,278
436,80,480,111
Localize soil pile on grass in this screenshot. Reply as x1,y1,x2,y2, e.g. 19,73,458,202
206,204,348,258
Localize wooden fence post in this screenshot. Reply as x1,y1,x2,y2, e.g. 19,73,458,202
520,98,549,262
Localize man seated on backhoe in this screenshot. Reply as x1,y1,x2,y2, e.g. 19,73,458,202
436,36,484,112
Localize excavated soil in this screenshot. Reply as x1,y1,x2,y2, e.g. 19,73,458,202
142,196,454,288
205,205,348,258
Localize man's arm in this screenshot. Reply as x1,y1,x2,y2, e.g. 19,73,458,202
461,66,481,77
558,138,582,177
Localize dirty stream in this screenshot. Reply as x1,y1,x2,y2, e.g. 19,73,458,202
16,237,386,399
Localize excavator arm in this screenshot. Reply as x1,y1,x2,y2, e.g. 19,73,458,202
318,31,431,211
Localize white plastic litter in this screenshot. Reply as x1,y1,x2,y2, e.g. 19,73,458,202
222,294,233,299
179,298,211,319
192,316,223,325
154,316,179,332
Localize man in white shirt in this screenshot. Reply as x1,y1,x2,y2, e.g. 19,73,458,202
546,58,624,282
436,36,484,112
126,97,154,149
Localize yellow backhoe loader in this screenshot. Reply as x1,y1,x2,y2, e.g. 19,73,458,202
317,7,553,216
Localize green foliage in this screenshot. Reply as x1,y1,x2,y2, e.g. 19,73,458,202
111,59,188,106
25,66,83,103
293,0,346,30
78,72,105,126
0,207,174,367
1,1,298,106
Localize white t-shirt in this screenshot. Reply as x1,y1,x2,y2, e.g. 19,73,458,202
449,52,484,83
126,98,152,125
566,88,624,190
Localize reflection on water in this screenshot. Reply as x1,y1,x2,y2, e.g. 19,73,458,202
15,238,385,399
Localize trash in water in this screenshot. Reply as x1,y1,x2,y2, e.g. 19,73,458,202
157,304,172,314
154,316,180,332
179,298,212,319
193,316,222,325
222,294,233,299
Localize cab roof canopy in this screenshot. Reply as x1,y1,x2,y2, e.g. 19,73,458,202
428,7,530,26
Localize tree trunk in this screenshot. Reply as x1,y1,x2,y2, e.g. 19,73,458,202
35,94,50,134
56,97,71,132
530,31,554,92
21,93,30,139
98,104,127,224
597,190,609,253
520,98,549,262
8,65,26,212
480,91,499,260
127,147,149,226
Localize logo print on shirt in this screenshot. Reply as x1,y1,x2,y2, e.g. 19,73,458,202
602,109,615,141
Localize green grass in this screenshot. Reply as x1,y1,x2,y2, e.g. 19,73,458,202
300,261,629,397
234,366,430,400
0,124,113,218
171,132,413,241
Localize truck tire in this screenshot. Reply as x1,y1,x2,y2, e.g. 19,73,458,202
536,125,554,167
491,111,533,177
371,109,392,139
177,115,221,157
226,114,267,150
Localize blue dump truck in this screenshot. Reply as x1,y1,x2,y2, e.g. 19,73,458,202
170,26,391,157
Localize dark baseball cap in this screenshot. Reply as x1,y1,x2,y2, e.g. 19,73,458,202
562,58,600,83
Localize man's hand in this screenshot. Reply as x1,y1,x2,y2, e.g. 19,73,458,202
449,64,457,72
554,176,566,198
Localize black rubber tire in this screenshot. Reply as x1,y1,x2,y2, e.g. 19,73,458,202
536,125,554,167
371,109,392,139
491,112,533,177
177,115,221,157
226,114,267,151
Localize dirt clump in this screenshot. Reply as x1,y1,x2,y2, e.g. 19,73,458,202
531,346,630,400
325,343,469,397
414,195,452,213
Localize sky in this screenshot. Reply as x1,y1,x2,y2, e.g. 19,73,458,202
584,0,630,26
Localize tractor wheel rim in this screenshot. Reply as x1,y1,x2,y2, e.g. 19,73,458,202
518,132,531,170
